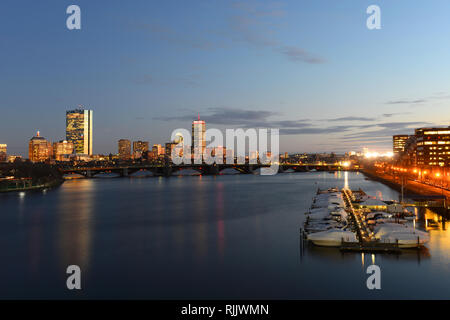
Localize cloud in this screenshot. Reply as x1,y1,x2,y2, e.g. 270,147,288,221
155,107,281,126
155,109,438,155
386,99,426,105
128,22,218,50
376,121,430,129
229,15,280,47
230,1,325,64
385,92,450,107
280,46,325,64
342,121,434,140
382,112,412,118
155,108,377,136
132,74,199,87
327,116,374,122
232,1,286,18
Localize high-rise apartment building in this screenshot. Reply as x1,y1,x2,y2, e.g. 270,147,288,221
29,131,52,162
192,117,206,161
66,108,93,155
415,127,450,167
0,144,6,162
118,139,131,160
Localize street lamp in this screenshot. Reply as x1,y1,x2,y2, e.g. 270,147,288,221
436,172,445,207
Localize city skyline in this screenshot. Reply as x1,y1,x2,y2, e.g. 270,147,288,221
3,108,450,159
2,1,450,156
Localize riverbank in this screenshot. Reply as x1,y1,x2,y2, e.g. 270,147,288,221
0,178,63,193
362,169,450,201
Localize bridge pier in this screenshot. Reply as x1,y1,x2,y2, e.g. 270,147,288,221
163,166,172,177
86,170,92,178
121,168,128,177
204,165,219,175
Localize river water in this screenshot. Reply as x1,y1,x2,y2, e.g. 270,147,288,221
0,171,449,299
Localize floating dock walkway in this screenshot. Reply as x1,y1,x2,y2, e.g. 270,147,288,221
341,189,411,253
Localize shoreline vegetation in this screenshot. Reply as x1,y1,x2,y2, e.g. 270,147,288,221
0,163,63,193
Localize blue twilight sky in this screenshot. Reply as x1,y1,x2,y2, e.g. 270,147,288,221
1,0,450,156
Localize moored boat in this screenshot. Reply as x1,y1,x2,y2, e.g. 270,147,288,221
307,229,358,247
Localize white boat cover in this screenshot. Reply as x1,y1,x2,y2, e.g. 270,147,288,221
307,229,357,243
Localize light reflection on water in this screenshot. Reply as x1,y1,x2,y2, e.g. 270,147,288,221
0,171,450,299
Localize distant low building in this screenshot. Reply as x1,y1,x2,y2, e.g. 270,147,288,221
152,144,164,156
133,141,149,159
145,150,158,161
53,140,74,161
7,155,22,163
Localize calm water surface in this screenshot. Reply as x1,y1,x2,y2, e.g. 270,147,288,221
1,171,449,299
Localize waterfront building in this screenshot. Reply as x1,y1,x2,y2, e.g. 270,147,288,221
7,155,22,163
416,127,450,167
152,144,164,156
118,139,132,160
249,150,259,163
214,146,226,159
400,135,417,167
53,140,74,161
66,108,93,155
226,149,234,163
192,117,206,161
133,141,149,159
393,135,410,156
28,131,52,162
146,150,158,161
165,142,179,161
0,144,6,162
91,154,109,161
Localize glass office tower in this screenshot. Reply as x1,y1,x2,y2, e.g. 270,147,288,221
66,109,93,155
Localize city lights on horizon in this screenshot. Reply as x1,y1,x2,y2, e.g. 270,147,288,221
363,150,394,159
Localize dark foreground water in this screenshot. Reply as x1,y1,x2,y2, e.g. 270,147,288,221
1,171,449,299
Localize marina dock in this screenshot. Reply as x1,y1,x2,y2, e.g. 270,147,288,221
303,187,428,253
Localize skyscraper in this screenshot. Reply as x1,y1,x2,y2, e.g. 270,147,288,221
118,139,131,160
66,108,93,155
29,131,52,162
192,116,206,161
0,144,6,162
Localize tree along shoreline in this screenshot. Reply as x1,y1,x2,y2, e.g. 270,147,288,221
0,162,64,193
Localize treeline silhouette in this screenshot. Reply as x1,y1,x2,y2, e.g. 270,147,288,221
0,162,62,184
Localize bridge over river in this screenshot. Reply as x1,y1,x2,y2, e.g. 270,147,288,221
59,163,351,178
